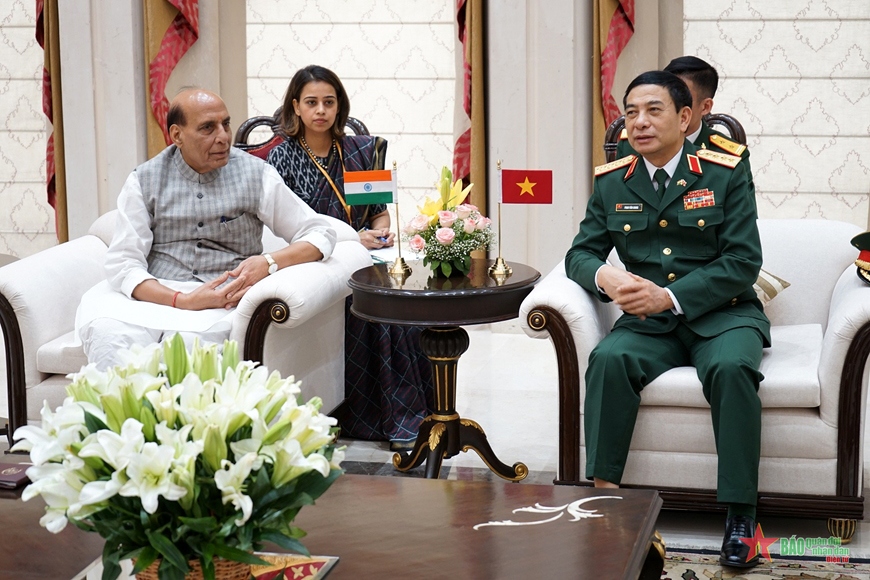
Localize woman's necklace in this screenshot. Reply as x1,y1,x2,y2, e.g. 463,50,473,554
300,136,336,169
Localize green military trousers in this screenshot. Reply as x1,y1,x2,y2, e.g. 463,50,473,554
584,323,764,506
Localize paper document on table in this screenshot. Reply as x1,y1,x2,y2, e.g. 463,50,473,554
369,245,400,264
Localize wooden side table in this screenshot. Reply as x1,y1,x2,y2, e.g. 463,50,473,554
348,258,540,480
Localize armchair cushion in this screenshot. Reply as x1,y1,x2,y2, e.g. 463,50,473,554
639,324,821,408
754,268,790,306
36,331,87,375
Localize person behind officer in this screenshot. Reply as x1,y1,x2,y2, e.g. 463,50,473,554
566,70,769,569
616,56,752,187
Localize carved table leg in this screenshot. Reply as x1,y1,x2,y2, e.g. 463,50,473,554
392,326,528,482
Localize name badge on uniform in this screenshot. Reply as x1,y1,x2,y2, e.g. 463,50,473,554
683,189,715,210
615,203,643,212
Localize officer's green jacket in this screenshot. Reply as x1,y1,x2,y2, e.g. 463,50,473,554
565,139,771,346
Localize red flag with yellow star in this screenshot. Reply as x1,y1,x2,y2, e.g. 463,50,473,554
500,169,553,204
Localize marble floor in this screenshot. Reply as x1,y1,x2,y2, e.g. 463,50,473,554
339,322,870,563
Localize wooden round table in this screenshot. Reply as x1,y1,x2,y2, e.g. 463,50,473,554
348,258,540,480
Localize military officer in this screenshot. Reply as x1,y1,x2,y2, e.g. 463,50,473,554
615,56,752,190
566,70,770,569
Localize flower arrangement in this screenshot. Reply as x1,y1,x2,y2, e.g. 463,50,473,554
12,335,342,580
402,166,495,277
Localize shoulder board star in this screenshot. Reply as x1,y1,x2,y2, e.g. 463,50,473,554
709,133,747,156
595,154,636,177
697,149,742,169
619,128,628,141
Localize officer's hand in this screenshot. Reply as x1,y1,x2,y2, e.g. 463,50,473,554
226,255,270,299
612,273,674,320
597,266,636,300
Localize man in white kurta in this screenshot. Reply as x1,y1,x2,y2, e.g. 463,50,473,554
77,89,336,368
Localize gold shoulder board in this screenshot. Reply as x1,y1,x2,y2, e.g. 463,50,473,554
595,154,636,177
697,149,741,169
709,134,747,156
619,128,628,141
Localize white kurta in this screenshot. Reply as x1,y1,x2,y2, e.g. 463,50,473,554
75,159,336,343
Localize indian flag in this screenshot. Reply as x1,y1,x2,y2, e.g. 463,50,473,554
344,169,397,206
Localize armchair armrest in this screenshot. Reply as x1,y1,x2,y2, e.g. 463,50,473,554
518,259,618,484
232,239,371,361
0,235,108,443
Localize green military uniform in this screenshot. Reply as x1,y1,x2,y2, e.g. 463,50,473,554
616,122,753,191
565,138,770,506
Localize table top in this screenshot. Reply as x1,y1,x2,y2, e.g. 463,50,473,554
293,474,662,579
348,259,540,326
1,483,106,579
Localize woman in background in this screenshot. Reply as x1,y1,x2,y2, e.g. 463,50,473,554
267,65,433,450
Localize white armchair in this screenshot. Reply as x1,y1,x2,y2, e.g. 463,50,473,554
1,211,371,447
519,219,870,533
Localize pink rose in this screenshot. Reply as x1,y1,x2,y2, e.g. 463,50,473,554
409,234,426,252
462,219,476,234
407,214,430,233
438,210,457,228
435,227,455,245
476,216,492,231
455,204,475,219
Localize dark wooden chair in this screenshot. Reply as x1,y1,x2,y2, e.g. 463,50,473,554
603,113,747,162
234,107,370,159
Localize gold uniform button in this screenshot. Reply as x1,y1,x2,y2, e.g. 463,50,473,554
698,219,706,227
731,298,738,305
623,224,631,232
659,220,668,228
663,247,672,255
667,273,676,281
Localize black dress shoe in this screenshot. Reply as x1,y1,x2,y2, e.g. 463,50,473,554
719,515,760,568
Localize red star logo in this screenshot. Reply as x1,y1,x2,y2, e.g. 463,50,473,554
739,523,779,562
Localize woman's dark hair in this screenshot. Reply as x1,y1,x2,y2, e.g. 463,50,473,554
280,65,349,139
623,70,693,112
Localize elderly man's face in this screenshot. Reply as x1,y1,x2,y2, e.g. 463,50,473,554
170,91,232,174
624,84,691,167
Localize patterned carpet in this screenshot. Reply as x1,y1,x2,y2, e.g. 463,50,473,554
664,550,870,579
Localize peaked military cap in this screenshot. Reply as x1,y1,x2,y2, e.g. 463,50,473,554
850,231,870,284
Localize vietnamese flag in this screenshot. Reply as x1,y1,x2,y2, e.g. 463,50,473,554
500,169,553,204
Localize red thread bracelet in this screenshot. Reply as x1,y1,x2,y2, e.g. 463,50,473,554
172,291,181,308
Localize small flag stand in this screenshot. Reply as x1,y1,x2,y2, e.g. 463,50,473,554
387,161,411,280
488,160,512,283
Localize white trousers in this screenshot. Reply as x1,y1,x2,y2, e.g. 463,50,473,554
80,318,231,370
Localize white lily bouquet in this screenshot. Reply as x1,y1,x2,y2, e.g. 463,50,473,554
12,334,343,580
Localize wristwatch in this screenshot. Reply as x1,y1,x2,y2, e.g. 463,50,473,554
263,253,278,275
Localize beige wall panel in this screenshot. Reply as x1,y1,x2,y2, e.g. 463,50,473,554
0,81,46,132
752,137,870,193
756,193,868,224
3,0,34,25
685,22,870,77
248,1,452,23
0,131,45,183
0,182,51,230
247,23,455,81
686,1,870,20
714,81,869,137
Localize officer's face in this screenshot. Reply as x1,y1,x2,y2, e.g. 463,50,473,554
624,84,691,167
170,90,232,174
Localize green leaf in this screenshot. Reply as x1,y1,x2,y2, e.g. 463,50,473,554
157,561,185,580
178,516,218,533
211,543,270,566
146,529,189,573
131,547,159,574
101,541,122,580
441,261,452,277
84,410,111,435
260,531,310,556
